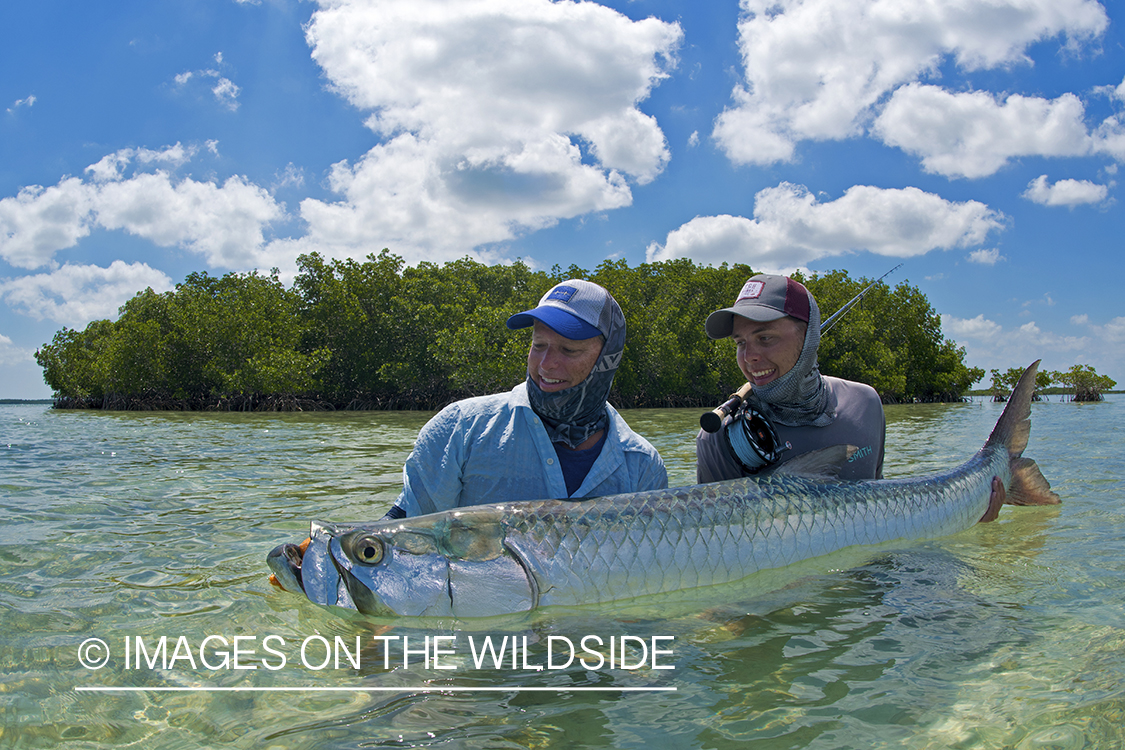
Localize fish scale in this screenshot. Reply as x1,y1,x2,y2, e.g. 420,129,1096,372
268,362,1060,618
495,455,999,609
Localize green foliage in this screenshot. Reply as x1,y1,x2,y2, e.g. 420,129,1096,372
1036,370,1053,392
36,321,114,400
805,271,983,402
989,367,1024,401
587,258,751,406
294,251,551,406
37,269,323,408
1049,364,1116,402
295,250,412,402
988,364,1116,402
36,255,995,410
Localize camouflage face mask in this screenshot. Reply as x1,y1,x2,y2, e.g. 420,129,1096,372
525,295,626,449
746,291,835,428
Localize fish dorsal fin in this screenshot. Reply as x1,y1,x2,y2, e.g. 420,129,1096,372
769,445,857,480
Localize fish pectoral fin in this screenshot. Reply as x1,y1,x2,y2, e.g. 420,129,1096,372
769,445,856,480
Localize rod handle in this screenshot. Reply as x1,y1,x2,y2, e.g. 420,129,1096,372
700,383,752,433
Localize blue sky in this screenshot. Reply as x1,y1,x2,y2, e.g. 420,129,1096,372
2,0,1123,399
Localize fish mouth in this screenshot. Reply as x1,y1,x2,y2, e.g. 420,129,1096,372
267,542,305,593
267,522,360,609
267,523,402,614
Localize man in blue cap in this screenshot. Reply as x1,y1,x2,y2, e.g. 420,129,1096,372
384,279,667,519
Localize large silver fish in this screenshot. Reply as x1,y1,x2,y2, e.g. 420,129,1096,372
268,362,1059,618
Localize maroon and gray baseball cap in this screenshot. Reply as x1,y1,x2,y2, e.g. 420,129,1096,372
704,274,811,339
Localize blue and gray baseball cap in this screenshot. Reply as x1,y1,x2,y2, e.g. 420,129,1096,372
506,279,615,340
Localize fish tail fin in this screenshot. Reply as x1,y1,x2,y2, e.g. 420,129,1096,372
985,360,1060,506
985,360,1037,459
1007,456,1060,506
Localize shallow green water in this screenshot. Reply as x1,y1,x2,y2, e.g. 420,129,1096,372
1,396,1123,748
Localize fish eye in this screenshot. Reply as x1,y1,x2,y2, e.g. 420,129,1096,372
347,534,385,565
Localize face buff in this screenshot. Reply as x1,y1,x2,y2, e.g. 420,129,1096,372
524,293,627,449
745,291,835,428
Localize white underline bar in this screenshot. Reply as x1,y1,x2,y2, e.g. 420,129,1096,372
76,686,676,693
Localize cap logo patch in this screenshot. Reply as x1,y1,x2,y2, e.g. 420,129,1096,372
546,285,577,304
737,280,764,301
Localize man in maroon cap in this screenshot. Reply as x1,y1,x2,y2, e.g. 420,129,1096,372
696,274,886,483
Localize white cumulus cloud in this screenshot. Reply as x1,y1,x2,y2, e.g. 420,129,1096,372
173,53,242,111
211,77,241,111
646,183,1004,272
0,261,174,328
86,143,198,182
0,178,97,269
967,248,1004,265
874,85,1113,178
941,312,1124,382
0,333,33,366
0,144,284,271
287,0,682,264
272,163,305,190
7,95,36,113
95,173,281,268
712,0,1108,166
1022,174,1110,206
1073,314,1125,345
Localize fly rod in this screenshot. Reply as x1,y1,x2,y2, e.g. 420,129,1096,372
699,264,902,433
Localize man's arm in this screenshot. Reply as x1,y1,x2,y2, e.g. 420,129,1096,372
636,449,669,491
388,405,468,517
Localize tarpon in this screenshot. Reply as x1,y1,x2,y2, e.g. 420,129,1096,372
268,361,1059,618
